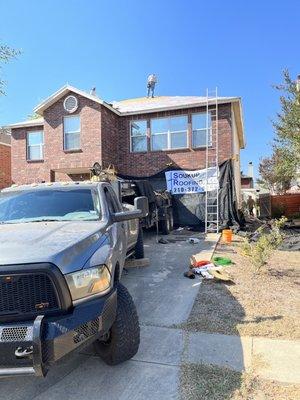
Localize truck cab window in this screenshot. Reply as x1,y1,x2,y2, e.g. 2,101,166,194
104,187,118,214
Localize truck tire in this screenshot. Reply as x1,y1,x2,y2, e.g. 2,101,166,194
134,226,144,259
94,283,140,365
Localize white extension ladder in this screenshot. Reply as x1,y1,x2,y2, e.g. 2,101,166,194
204,88,219,233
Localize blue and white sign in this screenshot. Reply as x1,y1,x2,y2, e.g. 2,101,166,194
165,167,218,195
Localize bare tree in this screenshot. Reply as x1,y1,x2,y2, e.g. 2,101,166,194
0,43,20,95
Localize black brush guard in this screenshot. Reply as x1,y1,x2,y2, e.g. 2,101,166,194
0,289,117,377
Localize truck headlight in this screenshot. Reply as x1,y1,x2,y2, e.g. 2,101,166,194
66,265,111,301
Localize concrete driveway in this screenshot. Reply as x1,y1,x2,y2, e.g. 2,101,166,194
0,231,218,400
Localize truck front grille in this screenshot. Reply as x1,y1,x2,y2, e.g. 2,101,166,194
0,273,60,318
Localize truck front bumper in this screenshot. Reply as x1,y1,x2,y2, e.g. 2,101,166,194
0,289,117,378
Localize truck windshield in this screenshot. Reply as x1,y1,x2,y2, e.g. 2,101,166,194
0,188,101,223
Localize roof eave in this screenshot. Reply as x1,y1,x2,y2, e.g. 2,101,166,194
117,97,240,116
0,141,11,147
33,84,121,116
4,119,44,129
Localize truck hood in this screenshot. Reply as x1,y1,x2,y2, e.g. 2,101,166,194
0,221,109,274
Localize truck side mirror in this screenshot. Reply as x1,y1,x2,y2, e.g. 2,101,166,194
112,196,149,222
134,196,149,218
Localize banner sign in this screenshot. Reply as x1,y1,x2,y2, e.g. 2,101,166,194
165,167,218,195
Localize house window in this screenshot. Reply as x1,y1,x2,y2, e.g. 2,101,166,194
27,131,44,160
151,116,187,151
192,113,212,148
64,115,80,150
130,120,147,152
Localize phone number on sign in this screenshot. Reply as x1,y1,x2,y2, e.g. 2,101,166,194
172,186,204,193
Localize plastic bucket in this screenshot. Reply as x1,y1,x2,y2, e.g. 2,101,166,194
222,229,233,243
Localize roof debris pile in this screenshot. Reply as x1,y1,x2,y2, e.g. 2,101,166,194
184,254,234,283
237,216,300,251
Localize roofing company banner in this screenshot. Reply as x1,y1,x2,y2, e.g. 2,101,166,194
165,167,218,195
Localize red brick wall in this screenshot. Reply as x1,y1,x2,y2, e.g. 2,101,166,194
116,104,233,176
0,144,11,189
11,92,102,184
101,106,120,167
11,96,235,183
241,177,253,189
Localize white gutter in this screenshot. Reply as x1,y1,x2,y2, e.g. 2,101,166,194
4,119,44,129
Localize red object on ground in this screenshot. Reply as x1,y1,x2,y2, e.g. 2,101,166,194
193,260,211,267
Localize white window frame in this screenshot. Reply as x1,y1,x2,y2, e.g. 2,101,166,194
130,120,148,153
192,112,212,148
27,131,44,161
63,115,81,151
150,116,188,151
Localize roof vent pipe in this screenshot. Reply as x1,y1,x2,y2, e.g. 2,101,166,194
90,87,97,96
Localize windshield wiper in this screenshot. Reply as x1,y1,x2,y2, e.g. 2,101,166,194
0,218,62,224
24,218,62,223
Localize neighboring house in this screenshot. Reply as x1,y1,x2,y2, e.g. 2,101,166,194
0,131,11,189
241,176,254,189
6,84,245,201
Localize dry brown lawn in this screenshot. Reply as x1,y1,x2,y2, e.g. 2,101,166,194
180,363,300,400
183,237,300,340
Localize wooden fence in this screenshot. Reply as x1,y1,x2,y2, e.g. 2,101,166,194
259,193,300,218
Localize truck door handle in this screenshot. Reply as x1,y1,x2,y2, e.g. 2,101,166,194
15,346,33,358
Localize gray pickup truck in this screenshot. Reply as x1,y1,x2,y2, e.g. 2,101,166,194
0,181,148,377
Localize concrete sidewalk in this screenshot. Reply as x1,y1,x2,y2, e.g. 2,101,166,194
183,331,300,384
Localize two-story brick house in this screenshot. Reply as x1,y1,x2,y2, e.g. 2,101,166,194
0,131,11,189
7,85,245,201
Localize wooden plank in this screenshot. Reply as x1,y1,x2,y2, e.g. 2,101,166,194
125,258,150,268
190,233,221,265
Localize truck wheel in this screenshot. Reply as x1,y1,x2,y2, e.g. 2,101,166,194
159,214,171,235
134,226,144,259
94,283,140,365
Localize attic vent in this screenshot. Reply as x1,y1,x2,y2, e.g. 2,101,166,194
63,95,78,113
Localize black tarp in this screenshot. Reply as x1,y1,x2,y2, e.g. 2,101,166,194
118,159,243,228
218,160,244,228
133,180,157,205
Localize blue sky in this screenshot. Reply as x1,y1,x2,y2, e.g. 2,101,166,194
0,0,299,176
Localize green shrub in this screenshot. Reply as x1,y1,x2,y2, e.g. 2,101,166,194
240,217,287,271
